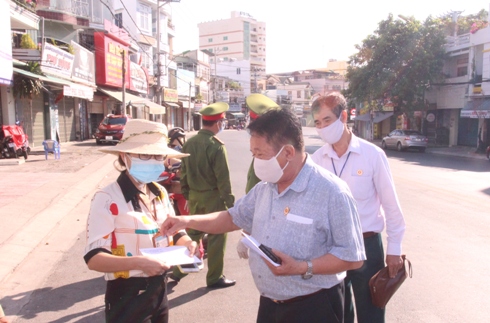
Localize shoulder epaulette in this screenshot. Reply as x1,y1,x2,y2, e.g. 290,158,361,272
212,136,224,145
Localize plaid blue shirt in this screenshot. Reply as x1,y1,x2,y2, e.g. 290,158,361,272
229,155,366,300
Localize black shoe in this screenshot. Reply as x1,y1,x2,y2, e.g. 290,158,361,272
207,276,236,289
168,273,181,283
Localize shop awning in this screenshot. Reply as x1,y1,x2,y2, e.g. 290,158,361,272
98,88,166,114
162,101,180,108
460,99,490,118
13,68,95,100
355,112,393,123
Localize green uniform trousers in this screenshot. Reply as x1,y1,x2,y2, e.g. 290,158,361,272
172,190,228,286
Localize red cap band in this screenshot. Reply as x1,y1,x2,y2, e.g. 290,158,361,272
249,111,259,120
202,112,226,121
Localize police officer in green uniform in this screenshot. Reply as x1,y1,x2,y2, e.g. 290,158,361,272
236,94,281,260
244,94,280,193
171,102,236,288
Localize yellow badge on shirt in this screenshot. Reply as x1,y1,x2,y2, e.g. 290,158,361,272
357,169,363,176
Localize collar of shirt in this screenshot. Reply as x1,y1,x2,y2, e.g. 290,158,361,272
116,171,161,203
272,155,315,197
321,134,362,160
197,129,215,137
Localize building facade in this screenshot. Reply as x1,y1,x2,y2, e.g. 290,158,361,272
425,21,490,148
198,11,266,93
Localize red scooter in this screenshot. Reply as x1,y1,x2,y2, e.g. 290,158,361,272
0,124,30,159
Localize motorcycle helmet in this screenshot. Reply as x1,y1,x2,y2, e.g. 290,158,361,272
168,127,186,149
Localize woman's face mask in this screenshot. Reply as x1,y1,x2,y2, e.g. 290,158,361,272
316,117,344,144
125,155,165,184
253,146,289,183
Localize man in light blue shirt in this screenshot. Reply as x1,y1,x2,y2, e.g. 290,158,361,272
161,108,366,323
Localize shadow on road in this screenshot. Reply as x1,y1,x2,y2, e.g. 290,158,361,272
2,276,105,321
168,286,210,308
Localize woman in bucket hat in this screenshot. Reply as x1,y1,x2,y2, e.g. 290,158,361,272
83,119,198,323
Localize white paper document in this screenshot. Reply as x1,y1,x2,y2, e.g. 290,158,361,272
140,246,201,267
241,232,281,267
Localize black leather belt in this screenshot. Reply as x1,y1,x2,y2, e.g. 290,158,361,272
271,289,324,304
363,231,377,238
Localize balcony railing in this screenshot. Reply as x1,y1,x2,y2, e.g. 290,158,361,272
12,0,37,13
38,0,89,18
445,34,470,50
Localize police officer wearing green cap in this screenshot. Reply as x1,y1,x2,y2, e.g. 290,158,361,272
171,102,236,288
245,94,280,193
236,94,281,260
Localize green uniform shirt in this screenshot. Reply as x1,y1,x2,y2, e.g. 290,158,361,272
180,129,234,210
245,158,261,193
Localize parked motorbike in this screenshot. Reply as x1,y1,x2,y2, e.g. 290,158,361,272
0,125,30,159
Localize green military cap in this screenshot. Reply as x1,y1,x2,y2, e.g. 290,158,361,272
246,94,280,120
200,102,229,121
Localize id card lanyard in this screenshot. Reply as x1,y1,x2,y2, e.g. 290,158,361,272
138,194,173,247
331,151,351,178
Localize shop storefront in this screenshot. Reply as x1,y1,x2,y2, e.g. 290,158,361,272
459,99,490,147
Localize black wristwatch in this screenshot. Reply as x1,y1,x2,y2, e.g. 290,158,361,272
301,260,313,280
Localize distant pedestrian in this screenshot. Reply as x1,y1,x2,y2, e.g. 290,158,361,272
311,93,406,323
84,119,198,323
161,108,366,322
170,102,236,289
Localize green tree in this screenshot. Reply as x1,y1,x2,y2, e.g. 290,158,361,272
344,14,447,116
435,9,487,36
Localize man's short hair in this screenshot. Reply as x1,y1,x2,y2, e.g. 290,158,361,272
202,119,219,127
311,93,347,118
247,108,304,152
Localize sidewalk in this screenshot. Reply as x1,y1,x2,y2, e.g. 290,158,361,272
369,139,488,160
0,140,116,286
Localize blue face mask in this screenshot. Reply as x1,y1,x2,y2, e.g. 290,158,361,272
127,156,165,184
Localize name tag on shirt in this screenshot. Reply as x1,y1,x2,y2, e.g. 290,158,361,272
286,213,313,225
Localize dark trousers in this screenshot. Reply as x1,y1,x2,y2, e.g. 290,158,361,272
257,282,344,323
105,275,169,323
344,233,385,323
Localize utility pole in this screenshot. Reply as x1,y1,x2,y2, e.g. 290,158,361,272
188,81,192,131
121,50,126,116
213,47,217,102
156,0,181,125
156,1,161,122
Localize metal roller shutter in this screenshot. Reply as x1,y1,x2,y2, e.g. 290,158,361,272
58,96,76,143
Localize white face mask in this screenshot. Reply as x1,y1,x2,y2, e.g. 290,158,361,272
218,120,226,134
253,146,289,183
316,118,344,144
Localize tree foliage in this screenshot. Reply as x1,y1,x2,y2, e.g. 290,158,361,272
13,62,43,99
435,9,487,36
344,14,447,114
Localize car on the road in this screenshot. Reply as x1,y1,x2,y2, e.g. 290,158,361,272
94,114,130,145
381,129,428,152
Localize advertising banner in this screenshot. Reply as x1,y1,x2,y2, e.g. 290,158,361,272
41,43,74,79
164,88,178,102
0,0,12,85
129,61,148,94
94,32,130,88
71,41,95,85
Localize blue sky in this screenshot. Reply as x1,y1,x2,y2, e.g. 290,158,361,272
170,0,488,73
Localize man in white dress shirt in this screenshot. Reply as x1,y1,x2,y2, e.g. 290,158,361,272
310,93,406,323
